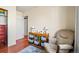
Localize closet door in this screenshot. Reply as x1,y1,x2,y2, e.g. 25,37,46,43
16,12,24,39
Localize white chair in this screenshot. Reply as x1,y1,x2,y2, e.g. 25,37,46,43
44,29,74,53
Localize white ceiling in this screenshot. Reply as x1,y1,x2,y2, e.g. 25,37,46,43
16,6,37,12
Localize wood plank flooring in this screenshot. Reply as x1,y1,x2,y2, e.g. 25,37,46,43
0,37,29,53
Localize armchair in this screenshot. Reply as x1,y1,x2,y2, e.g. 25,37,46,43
44,29,74,53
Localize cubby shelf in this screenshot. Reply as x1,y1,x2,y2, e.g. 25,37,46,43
29,32,49,48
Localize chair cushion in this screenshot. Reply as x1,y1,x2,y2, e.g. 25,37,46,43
59,49,69,53
59,44,73,49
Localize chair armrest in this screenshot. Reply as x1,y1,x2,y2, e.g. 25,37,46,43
44,42,58,53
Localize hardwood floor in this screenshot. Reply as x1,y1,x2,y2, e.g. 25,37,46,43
0,37,29,53
0,46,8,53
8,38,29,53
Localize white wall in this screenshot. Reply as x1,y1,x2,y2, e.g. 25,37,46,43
16,11,24,39
25,7,75,39
0,6,16,46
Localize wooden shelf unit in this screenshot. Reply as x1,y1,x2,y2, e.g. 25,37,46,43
0,8,8,47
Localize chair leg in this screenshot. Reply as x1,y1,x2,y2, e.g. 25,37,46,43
56,45,60,53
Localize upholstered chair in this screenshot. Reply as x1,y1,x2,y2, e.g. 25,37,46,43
44,29,74,53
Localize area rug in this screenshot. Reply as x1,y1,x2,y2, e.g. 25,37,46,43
18,45,47,53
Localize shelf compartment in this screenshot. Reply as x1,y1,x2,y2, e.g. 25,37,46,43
34,40,39,45
28,39,34,44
